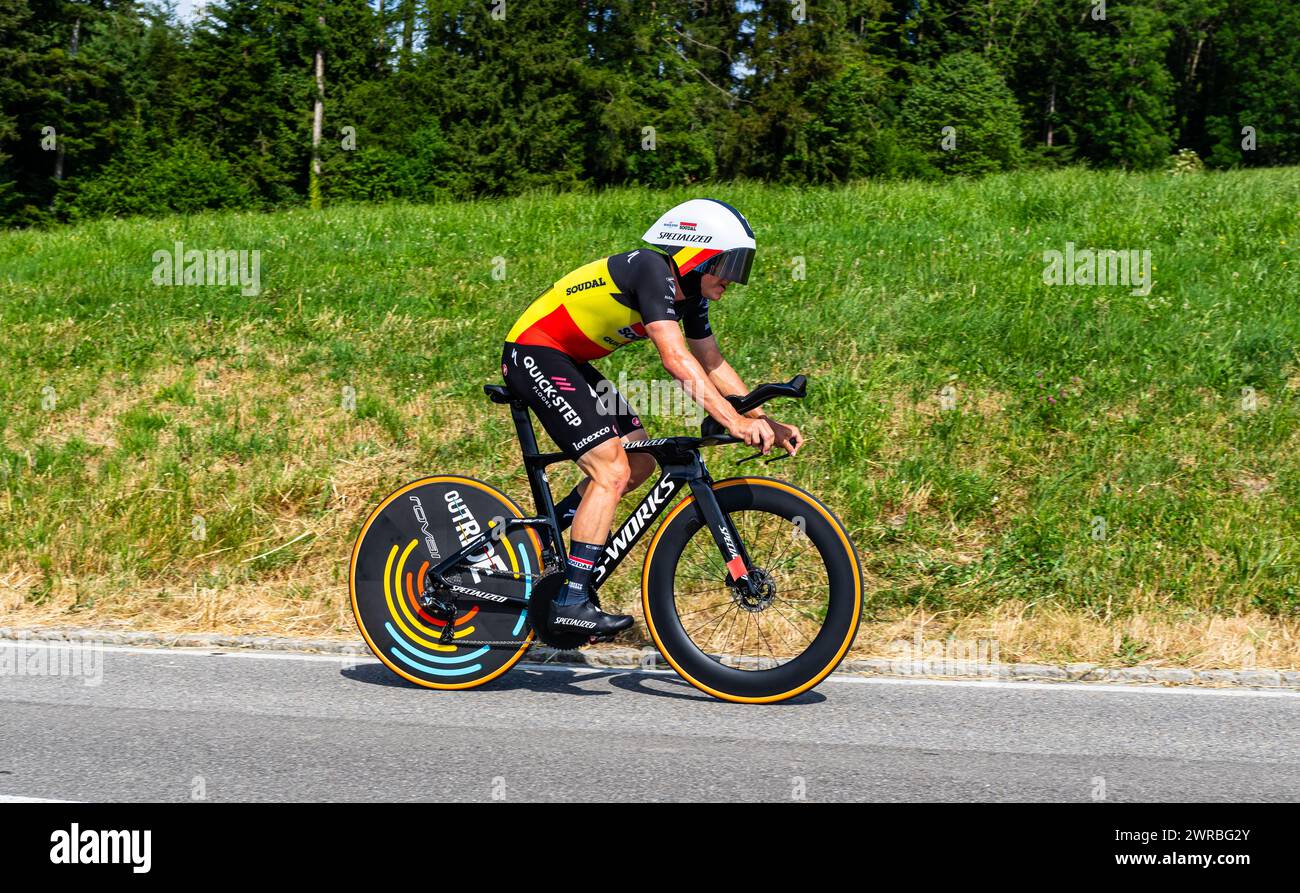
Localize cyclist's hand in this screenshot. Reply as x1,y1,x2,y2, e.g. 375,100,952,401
727,416,776,454
768,419,804,457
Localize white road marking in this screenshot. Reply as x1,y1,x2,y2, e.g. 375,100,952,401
825,673,1300,698
2,638,1296,698
0,794,80,803
0,639,377,664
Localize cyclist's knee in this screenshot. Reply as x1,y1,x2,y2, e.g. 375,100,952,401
580,441,631,493
604,457,633,493
595,464,632,495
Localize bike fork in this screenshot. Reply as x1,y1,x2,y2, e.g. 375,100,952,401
687,478,753,585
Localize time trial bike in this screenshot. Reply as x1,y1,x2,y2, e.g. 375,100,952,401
349,374,863,703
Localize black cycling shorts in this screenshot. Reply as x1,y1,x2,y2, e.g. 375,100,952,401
501,342,644,459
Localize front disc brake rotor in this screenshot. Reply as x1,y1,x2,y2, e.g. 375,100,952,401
731,567,776,613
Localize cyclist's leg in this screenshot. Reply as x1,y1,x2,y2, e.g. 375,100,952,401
557,437,636,628
552,363,654,526
576,360,651,486
502,343,633,630
620,428,654,489
571,437,629,547
605,387,654,490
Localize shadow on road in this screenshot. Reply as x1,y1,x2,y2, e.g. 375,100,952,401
340,660,827,705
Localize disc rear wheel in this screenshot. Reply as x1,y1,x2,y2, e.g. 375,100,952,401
350,476,543,689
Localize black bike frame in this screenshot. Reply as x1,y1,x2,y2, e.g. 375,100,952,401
423,395,752,608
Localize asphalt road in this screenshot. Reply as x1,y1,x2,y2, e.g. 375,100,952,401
2,640,1297,802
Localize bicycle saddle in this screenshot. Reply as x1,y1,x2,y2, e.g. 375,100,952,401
483,384,514,404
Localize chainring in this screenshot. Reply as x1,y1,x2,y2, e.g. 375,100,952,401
525,573,603,650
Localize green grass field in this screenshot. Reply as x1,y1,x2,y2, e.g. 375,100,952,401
2,168,1298,667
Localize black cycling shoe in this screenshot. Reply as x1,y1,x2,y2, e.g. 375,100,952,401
548,598,634,639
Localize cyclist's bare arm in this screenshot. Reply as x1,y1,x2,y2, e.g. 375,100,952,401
644,320,775,452
687,334,760,414
688,333,804,456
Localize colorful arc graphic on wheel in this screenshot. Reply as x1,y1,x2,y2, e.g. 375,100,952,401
350,476,542,690
379,537,530,676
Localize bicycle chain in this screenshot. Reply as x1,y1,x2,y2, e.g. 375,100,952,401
433,568,566,647
447,637,619,648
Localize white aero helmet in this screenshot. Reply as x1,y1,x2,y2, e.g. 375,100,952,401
641,198,756,285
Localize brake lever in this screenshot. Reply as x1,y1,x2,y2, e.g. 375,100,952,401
737,450,791,465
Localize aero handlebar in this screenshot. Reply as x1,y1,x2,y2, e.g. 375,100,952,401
700,375,807,438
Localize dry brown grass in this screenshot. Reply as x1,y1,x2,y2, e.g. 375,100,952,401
5,587,1298,670
842,600,1300,670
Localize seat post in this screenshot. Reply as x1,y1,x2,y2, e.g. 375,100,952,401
485,383,561,542
510,399,562,538
510,400,542,457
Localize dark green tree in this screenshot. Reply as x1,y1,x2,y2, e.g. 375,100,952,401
898,50,1024,175
1072,0,1175,170
1202,0,1300,167
0,0,39,218
733,0,896,183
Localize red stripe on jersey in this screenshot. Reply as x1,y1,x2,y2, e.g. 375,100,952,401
513,305,611,361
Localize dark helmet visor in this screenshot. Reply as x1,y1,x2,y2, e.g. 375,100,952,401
698,246,755,285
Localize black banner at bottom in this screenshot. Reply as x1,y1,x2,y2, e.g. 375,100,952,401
0,802,1282,879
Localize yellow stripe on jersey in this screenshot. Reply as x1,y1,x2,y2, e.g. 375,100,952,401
505,257,648,360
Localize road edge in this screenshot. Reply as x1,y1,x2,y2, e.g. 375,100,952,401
3,625,1298,689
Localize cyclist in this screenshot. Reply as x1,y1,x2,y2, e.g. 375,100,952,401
501,198,803,638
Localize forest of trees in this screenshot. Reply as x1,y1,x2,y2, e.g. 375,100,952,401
1,0,1297,227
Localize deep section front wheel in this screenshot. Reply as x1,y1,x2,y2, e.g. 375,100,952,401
350,476,542,689
642,477,863,703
